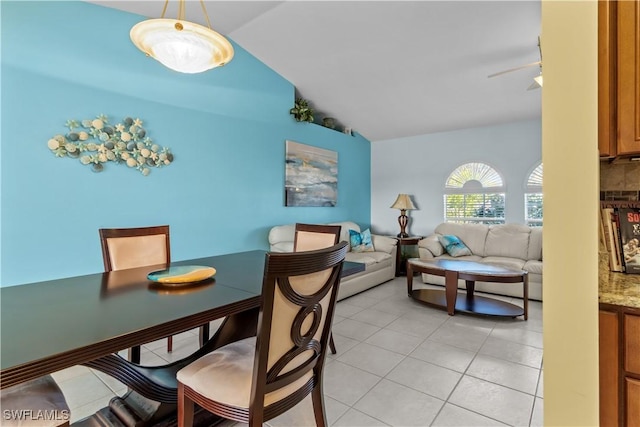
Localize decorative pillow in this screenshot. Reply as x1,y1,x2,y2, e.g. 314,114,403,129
349,229,375,253
438,234,472,257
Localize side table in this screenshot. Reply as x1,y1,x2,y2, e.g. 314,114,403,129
392,236,423,276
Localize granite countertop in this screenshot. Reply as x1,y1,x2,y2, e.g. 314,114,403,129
599,252,640,309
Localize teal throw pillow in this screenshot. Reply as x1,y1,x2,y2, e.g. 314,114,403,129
349,229,375,253
438,234,472,257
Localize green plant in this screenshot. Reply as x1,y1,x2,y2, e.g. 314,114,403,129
289,97,315,123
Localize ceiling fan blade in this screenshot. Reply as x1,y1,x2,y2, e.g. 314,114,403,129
488,61,542,78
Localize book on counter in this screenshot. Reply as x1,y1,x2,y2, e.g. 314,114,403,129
601,207,623,272
617,207,640,274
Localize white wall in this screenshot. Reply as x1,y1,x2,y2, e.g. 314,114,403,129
370,119,541,236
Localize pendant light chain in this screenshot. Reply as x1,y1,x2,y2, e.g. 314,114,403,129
178,0,186,21
200,0,213,29
160,0,169,19
159,0,211,28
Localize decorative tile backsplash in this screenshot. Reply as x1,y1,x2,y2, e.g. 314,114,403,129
600,161,640,200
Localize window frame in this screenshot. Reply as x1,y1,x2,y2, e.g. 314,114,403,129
524,163,543,227
443,162,506,224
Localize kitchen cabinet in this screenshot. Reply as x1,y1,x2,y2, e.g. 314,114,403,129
599,304,640,426
600,309,620,426
599,0,640,157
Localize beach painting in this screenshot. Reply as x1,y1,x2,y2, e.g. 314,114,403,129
285,140,338,207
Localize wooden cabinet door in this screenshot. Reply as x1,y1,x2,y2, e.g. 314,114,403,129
600,309,621,427
626,378,640,427
617,0,640,155
599,0,617,157
625,314,640,374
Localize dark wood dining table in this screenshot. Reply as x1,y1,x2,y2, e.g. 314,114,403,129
0,250,268,389
1,249,362,426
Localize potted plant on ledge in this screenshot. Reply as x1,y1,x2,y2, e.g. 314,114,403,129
290,98,315,123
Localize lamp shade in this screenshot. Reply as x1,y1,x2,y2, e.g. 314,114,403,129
390,194,416,210
130,19,234,74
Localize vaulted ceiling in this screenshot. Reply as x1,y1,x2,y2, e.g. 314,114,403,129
88,1,541,142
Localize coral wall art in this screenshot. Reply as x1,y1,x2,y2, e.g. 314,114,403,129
47,115,173,175
285,140,337,207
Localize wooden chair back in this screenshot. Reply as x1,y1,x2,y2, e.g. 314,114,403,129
99,225,173,361
99,225,170,272
252,241,348,422
293,223,341,252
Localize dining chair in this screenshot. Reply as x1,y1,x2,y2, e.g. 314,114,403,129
99,225,174,363
177,241,349,427
294,223,341,354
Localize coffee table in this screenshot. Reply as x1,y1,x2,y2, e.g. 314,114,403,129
406,258,528,320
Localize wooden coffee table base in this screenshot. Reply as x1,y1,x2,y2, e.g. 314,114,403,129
407,259,528,320
410,289,525,318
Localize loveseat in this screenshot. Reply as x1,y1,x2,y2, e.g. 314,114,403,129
417,223,543,301
268,221,397,300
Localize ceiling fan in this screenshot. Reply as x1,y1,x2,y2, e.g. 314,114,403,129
488,37,543,90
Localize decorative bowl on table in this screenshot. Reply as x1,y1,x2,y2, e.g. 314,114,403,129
147,265,216,285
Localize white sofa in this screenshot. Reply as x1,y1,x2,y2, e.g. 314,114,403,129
418,223,543,301
268,221,397,300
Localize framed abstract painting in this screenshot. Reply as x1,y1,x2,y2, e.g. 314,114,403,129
285,140,337,207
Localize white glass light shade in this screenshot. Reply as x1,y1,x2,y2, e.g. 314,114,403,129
130,19,234,74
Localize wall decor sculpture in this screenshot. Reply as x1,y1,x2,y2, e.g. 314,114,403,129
285,140,337,207
47,115,173,175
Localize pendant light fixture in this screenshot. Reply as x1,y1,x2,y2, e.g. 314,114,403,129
130,0,234,74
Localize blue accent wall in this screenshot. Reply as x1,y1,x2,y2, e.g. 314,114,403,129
0,1,371,286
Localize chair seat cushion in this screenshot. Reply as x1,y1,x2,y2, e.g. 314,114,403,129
0,375,70,427
177,337,312,409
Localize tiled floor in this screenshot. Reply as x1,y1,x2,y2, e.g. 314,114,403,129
53,277,543,426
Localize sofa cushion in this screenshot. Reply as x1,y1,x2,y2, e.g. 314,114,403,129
349,229,375,252
438,234,472,257
371,234,397,254
435,223,489,256
482,256,526,271
345,251,392,267
524,260,543,275
484,224,531,260
528,227,543,261
419,234,445,256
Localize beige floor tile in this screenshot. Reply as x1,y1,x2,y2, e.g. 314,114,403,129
333,408,390,426
386,357,462,400
350,308,400,328
354,379,444,426
479,336,544,369
410,339,477,373
336,342,405,377
364,328,425,355
331,318,381,342
431,403,509,426
448,376,535,427
466,354,540,395
323,360,381,406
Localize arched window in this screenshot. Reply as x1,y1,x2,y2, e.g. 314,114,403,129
525,163,543,226
444,162,505,224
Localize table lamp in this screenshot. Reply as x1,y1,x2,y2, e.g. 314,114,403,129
390,194,416,238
